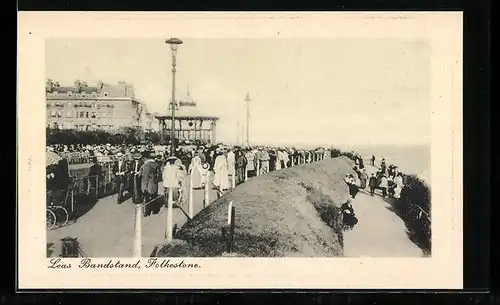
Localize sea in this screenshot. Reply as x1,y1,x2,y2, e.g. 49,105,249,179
268,142,431,183
346,144,431,183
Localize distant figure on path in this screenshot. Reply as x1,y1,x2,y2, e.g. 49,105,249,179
371,155,375,166
358,157,364,169
359,168,368,189
380,158,387,174
368,173,377,196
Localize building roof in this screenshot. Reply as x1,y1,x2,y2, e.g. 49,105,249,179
46,80,134,98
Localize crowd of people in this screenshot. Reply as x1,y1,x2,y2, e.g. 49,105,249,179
343,156,406,200
47,142,341,217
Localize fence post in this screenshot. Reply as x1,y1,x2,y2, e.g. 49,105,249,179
204,171,210,208
95,175,99,198
70,188,74,213
256,160,260,177
86,177,90,195
227,201,233,225
231,167,236,189
228,206,235,253
165,187,174,242
244,166,248,182
188,171,194,219
133,204,142,257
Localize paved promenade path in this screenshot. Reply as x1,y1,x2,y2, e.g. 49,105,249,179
342,165,423,257
47,172,222,257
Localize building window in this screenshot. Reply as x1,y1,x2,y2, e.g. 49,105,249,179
56,111,61,117
81,92,86,97
53,91,58,96
79,111,84,118
103,92,108,97
50,110,56,117
67,91,73,97
91,112,96,118
92,92,97,96
85,112,89,118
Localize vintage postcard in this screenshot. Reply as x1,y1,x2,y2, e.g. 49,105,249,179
17,12,463,289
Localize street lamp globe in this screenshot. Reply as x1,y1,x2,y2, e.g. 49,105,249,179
165,37,183,55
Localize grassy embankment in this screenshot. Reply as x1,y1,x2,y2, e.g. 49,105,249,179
156,156,356,257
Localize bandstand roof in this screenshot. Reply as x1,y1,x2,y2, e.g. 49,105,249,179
154,86,219,121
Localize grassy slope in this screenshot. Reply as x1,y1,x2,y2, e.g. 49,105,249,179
156,156,356,257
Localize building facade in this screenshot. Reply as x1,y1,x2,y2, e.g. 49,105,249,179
46,79,152,132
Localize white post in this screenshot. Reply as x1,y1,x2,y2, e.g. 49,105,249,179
133,204,142,257
70,188,74,213
165,187,173,242
204,171,210,208
256,160,260,177
291,156,294,167
244,165,248,182
232,167,236,189
188,170,194,219
227,201,233,225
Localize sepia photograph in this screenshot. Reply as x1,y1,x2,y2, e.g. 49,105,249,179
18,12,462,289
44,37,431,258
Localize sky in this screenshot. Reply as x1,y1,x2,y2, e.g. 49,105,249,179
46,38,431,147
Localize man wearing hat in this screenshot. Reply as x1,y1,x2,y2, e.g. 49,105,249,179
138,152,161,216
112,152,129,203
131,151,145,204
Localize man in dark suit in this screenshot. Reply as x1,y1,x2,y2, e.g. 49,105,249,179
88,157,103,197
138,152,161,216
112,152,129,203
131,152,145,204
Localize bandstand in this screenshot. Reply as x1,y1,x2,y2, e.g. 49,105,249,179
155,88,219,144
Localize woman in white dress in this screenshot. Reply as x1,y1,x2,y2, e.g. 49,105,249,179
393,172,404,199
188,154,204,189
213,150,229,195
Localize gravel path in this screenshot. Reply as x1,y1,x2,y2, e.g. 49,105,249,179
342,166,423,257
47,173,222,257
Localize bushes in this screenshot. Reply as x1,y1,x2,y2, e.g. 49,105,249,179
393,174,431,254
46,127,162,146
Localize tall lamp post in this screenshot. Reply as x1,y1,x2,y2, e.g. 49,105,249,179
244,92,252,146
165,37,183,156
